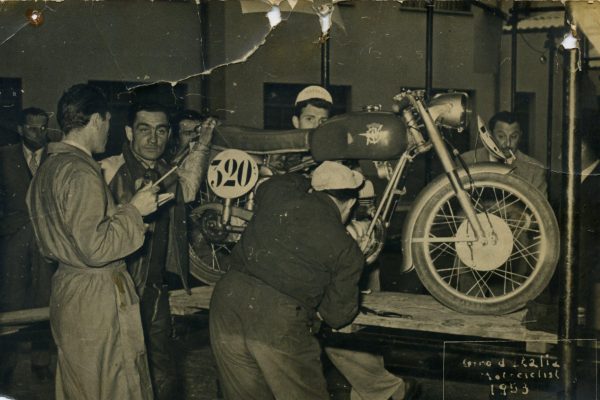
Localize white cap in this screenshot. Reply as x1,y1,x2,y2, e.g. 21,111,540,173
312,161,364,191
295,85,333,105
358,179,375,199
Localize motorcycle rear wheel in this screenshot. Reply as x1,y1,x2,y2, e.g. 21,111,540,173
188,207,236,284
411,171,559,315
188,183,252,284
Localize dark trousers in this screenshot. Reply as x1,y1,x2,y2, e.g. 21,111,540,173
209,270,329,400
140,284,177,400
0,225,56,378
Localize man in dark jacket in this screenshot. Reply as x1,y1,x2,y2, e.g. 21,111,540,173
100,103,211,399
209,161,365,400
0,107,57,384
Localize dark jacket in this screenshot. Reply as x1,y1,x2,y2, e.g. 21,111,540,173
229,173,365,329
101,145,190,295
0,144,46,236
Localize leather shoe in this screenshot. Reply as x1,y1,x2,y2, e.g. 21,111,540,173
31,365,53,382
398,377,421,400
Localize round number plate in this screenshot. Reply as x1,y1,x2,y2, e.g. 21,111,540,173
207,149,260,199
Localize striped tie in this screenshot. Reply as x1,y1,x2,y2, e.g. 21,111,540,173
29,152,39,175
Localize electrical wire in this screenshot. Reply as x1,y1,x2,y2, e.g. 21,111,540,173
519,33,547,56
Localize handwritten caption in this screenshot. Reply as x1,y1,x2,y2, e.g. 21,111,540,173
461,354,560,396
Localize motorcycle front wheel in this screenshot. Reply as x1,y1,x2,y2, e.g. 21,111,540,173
411,170,559,315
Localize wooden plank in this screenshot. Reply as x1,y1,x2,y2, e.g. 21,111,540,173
352,291,557,343
169,286,214,315
0,286,213,328
1,286,557,345
0,307,49,326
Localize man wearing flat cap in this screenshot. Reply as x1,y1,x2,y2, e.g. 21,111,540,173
209,162,365,400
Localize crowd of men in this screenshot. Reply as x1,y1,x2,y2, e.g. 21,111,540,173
0,81,593,400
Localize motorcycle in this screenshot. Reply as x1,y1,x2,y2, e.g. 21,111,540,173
187,90,559,315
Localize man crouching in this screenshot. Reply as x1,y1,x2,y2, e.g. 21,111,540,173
209,161,365,400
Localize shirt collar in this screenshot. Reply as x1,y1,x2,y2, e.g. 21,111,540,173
22,144,44,161
62,139,92,157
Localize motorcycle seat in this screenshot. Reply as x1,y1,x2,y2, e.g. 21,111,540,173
212,125,311,154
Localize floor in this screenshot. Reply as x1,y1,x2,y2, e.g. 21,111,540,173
0,248,597,400
2,312,595,400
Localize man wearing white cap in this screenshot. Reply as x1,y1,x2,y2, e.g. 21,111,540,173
271,85,334,171
292,85,333,129
209,161,365,399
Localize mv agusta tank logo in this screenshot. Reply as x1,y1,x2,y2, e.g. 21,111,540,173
358,123,387,145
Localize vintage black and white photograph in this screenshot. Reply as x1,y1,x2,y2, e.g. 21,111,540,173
0,1,599,399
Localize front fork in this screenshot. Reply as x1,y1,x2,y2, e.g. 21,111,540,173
414,99,487,242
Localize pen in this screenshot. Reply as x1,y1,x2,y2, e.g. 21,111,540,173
152,165,178,188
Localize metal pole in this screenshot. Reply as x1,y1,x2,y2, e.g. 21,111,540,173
424,0,434,183
425,0,433,99
320,36,330,89
558,22,580,400
545,32,556,202
510,6,518,113
199,0,210,114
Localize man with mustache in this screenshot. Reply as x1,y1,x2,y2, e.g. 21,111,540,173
0,107,57,386
100,103,212,399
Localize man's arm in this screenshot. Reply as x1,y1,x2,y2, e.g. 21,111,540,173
177,143,211,203
318,242,364,329
177,118,218,203
532,166,548,197
62,169,146,267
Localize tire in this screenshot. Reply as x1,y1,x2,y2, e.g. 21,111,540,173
188,207,235,284
188,194,253,285
411,171,559,315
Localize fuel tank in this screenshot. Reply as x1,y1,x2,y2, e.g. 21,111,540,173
310,111,408,161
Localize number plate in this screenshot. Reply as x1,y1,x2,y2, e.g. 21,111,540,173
207,149,260,199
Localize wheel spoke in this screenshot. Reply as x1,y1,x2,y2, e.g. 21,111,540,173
510,205,532,238
434,202,461,235
509,237,540,271
485,196,522,217
465,270,493,298
495,266,530,281
430,241,457,262
503,221,540,235
491,187,507,221
445,201,460,234
470,187,487,213
439,268,473,283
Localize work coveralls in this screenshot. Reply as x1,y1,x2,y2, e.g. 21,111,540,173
27,142,153,400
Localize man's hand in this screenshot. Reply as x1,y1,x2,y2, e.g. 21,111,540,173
193,117,218,148
346,220,372,253
130,183,159,216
